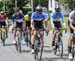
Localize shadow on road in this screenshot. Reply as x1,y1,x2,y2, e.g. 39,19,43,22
43,49,52,53
21,49,31,53
42,57,70,61
5,43,15,46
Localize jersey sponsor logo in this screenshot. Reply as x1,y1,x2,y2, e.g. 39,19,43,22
14,19,23,23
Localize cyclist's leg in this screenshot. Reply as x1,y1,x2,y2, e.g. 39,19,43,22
68,25,74,59
52,28,56,46
31,30,36,49
3,21,8,37
40,31,44,41
68,27,73,53
40,26,44,41
13,22,17,43
28,21,31,39
0,21,2,38
26,21,31,39
52,24,62,47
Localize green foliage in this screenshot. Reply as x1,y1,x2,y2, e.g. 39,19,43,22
33,0,48,8
22,6,32,15
0,1,3,11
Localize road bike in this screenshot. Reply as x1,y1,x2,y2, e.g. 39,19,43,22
14,28,22,53
23,26,31,47
34,29,45,61
53,28,66,58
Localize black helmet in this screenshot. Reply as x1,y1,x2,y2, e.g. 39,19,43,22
55,6,61,12
14,7,20,12
28,11,32,16
36,5,42,12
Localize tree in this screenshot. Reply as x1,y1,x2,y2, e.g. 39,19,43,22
33,0,48,8
57,0,75,10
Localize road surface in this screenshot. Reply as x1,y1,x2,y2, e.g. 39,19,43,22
0,26,74,61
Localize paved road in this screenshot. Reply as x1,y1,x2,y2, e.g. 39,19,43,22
0,26,74,61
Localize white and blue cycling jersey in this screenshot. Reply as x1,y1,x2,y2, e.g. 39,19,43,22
50,12,65,28
69,11,75,24
12,13,24,23
31,12,48,21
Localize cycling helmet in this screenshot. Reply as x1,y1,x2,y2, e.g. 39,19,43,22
55,6,61,12
36,5,42,13
28,11,32,16
0,11,4,15
14,7,20,12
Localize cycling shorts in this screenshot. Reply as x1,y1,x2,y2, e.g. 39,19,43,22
0,21,6,28
26,21,30,28
53,21,62,29
15,22,23,30
34,20,44,29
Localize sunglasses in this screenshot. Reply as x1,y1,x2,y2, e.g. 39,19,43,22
37,12,42,14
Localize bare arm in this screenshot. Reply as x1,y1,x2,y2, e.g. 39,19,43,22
70,23,75,31
31,20,34,30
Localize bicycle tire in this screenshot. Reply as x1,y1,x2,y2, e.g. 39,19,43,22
72,46,74,59
24,31,28,46
40,40,44,61
15,40,18,51
18,38,21,53
2,29,6,46
58,34,63,58
34,40,39,59
58,42,63,58
54,44,57,55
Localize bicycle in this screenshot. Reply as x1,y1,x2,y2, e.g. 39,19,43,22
14,28,22,53
34,29,45,61
23,26,31,47
0,25,7,46
53,28,66,58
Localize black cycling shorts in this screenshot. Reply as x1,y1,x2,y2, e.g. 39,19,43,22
34,20,44,29
53,21,62,29
0,21,6,28
26,21,30,28
15,22,23,30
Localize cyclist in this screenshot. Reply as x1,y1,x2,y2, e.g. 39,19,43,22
24,11,32,29
68,10,75,59
50,6,66,50
12,8,24,44
31,5,48,53
0,11,8,38
24,11,32,45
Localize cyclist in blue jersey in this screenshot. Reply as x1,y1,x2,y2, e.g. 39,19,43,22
50,6,66,50
31,5,49,53
12,8,24,44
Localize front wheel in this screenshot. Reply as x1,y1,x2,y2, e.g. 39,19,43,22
18,38,21,53
58,41,63,58
39,40,44,61
2,31,6,46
